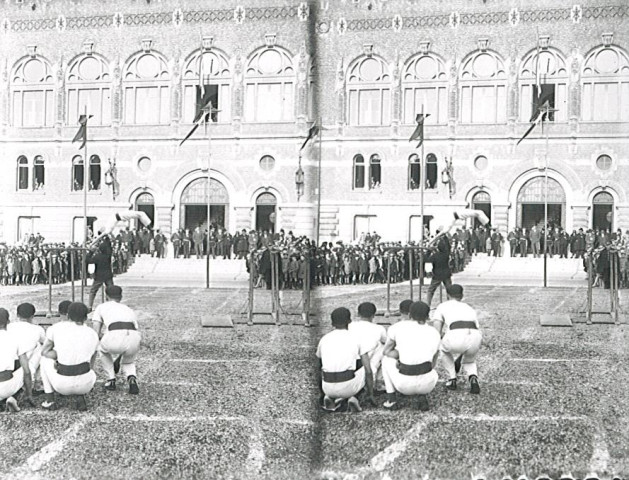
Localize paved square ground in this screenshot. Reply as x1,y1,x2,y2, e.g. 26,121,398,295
0,283,627,479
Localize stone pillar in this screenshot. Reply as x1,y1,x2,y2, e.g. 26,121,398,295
231,51,243,136
170,52,181,127
615,205,629,232
492,203,509,233
335,57,345,134
111,57,122,129
390,53,401,137
54,59,65,131
1,59,9,131
568,53,581,136
154,205,173,236
507,50,518,135
295,46,309,128
233,206,252,232
447,58,458,132
572,204,589,230
280,204,316,239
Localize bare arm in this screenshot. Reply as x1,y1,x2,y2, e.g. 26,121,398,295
360,352,374,400
18,352,33,400
383,338,399,359
92,320,103,339
41,338,57,360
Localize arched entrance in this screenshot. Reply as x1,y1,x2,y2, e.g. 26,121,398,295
180,178,228,230
472,191,491,228
592,191,614,231
517,177,566,229
255,192,277,233
135,192,155,229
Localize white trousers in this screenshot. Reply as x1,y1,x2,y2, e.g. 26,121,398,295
25,345,42,381
439,330,483,379
382,357,438,396
0,368,24,401
99,331,141,379
368,344,384,386
40,358,96,396
322,367,365,400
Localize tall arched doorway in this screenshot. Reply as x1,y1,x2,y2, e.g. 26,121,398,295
135,192,155,229
255,192,277,233
592,191,613,231
472,191,491,228
517,177,566,229
180,178,228,230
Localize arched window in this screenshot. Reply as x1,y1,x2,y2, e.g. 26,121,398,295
244,47,295,122
33,155,45,190
408,154,420,190
347,56,391,126
402,54,447,124
89,155,101,190
353,154,365,189
426,153,438,189
11,56,54,127
582,45,629,122
592,191,614,231
519,48,568,122
72,155,84,191
369,154,381,189
67,54,111,126
472,191,492,228
123,51,170,125
460,50,507,124
17,156,29,190
182,49,231,124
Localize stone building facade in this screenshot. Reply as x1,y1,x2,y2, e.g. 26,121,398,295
0,0,627,244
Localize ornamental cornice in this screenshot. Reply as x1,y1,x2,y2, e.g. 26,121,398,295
0,4,627,34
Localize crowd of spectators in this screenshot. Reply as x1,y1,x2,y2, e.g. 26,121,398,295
0,232,132,286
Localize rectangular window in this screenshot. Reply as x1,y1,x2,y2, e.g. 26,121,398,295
125,86,170,125
621,82,629,122
72,216,97,244
18,216,40,243
471,86,496,123
359,89,379,125
409,162,420,190
33,163,45,190
369,162,381,189
496,85,506,123
461,86,472,123
22,91,44,127
353,215,376,241
555,83,567,122
159,86,170,124
349,90,359,125
595,83,618,121
438,87,448,124
582,82,592,121
17,165,29,190
283,82,294,121
244,84,256,122
244,82,293,123
124,87,134,125
353,163,365,189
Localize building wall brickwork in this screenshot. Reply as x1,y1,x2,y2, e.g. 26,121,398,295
0,0,627,244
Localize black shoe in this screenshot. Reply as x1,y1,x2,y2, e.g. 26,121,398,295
416,395,430,412
454,355,462,374
113,355,122,374
445,379,457,391
75,395,87,412
470,376,480,394
128,376,139,395
104,379,116,391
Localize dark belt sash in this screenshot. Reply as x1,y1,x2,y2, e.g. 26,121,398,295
450,321,477,330
398,361,432,376
0,370,13,382
108,322,136,331
322,369,355,383
56,362,91,376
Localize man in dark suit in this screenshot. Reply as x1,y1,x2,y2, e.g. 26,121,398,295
87,238,114,311
425,237,452,308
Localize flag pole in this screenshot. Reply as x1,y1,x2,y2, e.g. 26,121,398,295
419,104,425,300
315,116,322,246
206,100,212,289
543,106,549,288
82,106,89,300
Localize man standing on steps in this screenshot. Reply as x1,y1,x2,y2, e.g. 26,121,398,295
432,284,482,395
317,307,374,412
530,224,541,258
193,225,204,259
92,286,141,395
381,301,440,411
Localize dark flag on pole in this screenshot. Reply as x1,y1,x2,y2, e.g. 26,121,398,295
516,83,555,146
72,115,93,149
409,113,430,147
300,123,320,151
180,52,219,146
